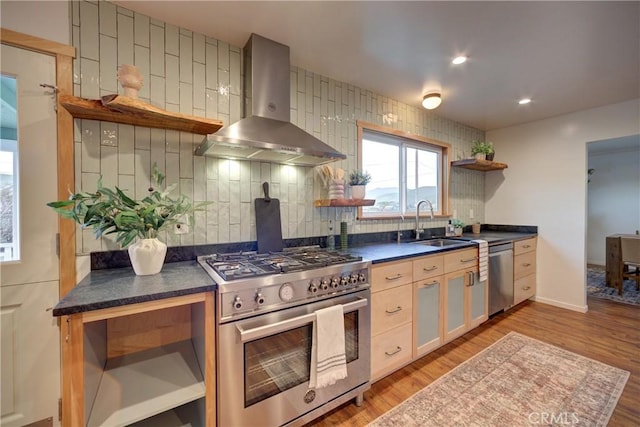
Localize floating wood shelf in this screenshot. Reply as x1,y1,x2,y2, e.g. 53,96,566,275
59,93,223,135
315,199,376,207
451,159,508,171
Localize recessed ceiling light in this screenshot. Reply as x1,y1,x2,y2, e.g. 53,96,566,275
452,56,467,65
518,98,532,105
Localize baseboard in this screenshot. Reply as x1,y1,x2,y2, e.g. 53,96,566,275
532,296,588,313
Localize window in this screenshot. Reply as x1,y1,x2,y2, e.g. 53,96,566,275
357,121,450,219
0,74,20,261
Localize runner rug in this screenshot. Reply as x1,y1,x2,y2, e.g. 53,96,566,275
368,332,629,427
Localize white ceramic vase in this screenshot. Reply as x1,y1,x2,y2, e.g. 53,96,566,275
351,185,366,200
454,227,463,237
128,238,167,276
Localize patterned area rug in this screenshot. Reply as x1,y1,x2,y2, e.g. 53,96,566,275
587,265,640,306
368,332,629,427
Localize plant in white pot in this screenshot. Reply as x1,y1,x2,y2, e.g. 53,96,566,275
452,219,465,236
348,170,371,200
48,164,208,275
470,141,495,161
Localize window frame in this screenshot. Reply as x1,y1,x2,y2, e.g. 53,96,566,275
356,121,451,220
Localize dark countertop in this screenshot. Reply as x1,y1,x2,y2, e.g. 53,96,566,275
345,240,476,264
52,260,215,316
457,231,536,245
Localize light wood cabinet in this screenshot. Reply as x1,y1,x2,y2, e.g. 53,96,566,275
444,248,478,273
443,270,469,342
413,254,444,282
413,277,442,358
370,260,413,381
64,293,215,426
514,237,537,305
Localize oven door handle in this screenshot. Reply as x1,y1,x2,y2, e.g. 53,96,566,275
236,297,368,343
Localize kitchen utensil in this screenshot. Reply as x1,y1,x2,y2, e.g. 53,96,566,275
255,182,283,253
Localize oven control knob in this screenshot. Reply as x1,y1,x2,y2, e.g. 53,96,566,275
320,279,329,291
308,281,319,294
255,293,265,305
358,273,366,283
233,296,243,310
279,283,294,301
340,276,349,286
331,277,340,288
350,274,358,284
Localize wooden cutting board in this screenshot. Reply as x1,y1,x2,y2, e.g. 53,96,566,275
255,182,283,253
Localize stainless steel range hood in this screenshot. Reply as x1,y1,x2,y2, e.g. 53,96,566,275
195,34,346,166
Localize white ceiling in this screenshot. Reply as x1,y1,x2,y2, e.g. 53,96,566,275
113,1,640,131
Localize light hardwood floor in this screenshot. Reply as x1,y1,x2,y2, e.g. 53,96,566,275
308,298,640,426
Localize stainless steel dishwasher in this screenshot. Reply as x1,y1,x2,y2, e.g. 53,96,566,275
489,242,514,316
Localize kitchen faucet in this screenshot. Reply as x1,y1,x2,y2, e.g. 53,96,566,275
415,200,434,240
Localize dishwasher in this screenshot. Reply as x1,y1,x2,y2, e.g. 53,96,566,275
488,242,514,316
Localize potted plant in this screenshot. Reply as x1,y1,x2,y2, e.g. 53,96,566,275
47,163,208,275
348,170,372,199
452,219,465,236
471,141,495,161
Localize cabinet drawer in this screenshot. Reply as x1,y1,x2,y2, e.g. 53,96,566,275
444,248,478,273
514,251,536,280
514,237,537,255
371,260,413,292
514,274,536,304
371,323,412,381
413,254,444,281
371,284,412,336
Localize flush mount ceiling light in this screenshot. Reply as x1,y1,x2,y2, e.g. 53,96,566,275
518,98,532,105
452,56,467,65
422,92,442,109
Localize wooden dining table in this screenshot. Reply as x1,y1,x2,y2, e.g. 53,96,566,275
605,233,640,294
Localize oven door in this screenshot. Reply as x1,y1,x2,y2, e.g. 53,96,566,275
217,289,371,427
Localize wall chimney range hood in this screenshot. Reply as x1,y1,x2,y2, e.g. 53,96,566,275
195,34,346,166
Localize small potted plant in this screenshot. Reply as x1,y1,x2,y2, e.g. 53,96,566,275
348,170,372,199
47,163,208,275
471,141,495,161
452,219,465,236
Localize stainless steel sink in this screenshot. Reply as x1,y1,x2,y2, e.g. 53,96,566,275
411,238,467,247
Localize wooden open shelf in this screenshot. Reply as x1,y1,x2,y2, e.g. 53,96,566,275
451,159,508,171
59,93,223,135
315,199,375,207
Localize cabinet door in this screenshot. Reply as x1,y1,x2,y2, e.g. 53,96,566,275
371,284,413,336
467,271,488,329
514,274,536,305
413,278,442,358
443,271,467,342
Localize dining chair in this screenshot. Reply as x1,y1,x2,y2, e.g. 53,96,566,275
620,236,640,292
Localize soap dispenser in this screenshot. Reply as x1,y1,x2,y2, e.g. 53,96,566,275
446,220,454,237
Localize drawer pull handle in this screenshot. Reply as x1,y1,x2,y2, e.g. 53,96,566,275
522,244,531,248
385,346,402,356
522,263,532,267
385,306,402,314
522,286,531,291
423,266,438,271
423,281,439,287
385,274,403,281
461,257,478,263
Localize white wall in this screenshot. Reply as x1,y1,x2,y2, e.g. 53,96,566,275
0,1,70,45
587,141,640,264
485,99,640,312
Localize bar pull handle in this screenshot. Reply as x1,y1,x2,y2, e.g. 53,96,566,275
422,280,439,287
385,346,402,356
385,274,403,281
423,266,438,272
522,263,532,267
385,306,402,314
461,257,478,263
522,244,531,248
522,286,531,291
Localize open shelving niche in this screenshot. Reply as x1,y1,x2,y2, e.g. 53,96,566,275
81,294,210,426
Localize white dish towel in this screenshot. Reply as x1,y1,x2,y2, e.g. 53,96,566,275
309,304,347,389
473,239,489,282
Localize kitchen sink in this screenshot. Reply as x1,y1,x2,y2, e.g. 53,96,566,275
411,238,468,247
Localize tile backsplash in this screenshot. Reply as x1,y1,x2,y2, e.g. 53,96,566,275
72,0,485,254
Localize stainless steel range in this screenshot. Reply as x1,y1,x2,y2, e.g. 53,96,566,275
197,247,371,427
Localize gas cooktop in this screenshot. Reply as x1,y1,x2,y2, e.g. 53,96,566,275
201,246,363,281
